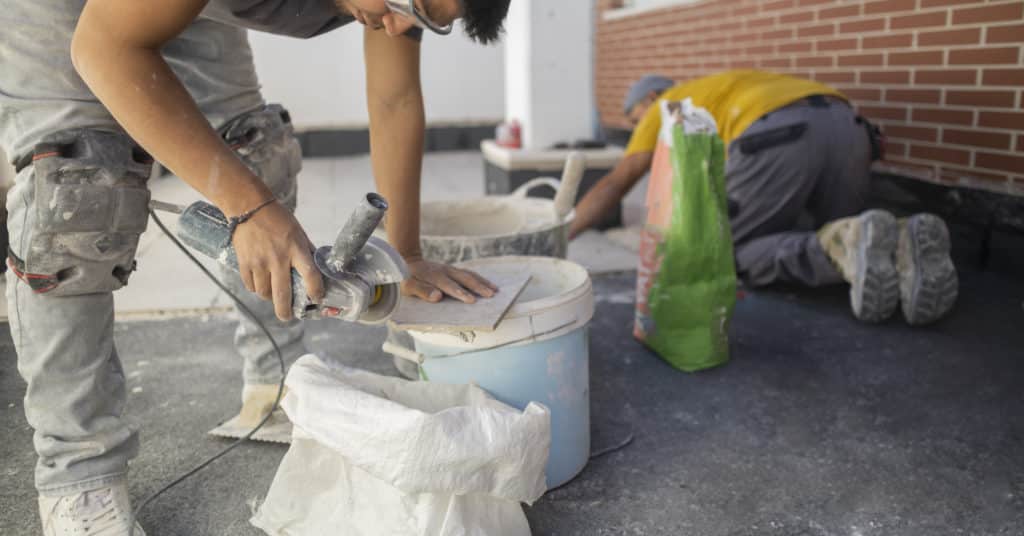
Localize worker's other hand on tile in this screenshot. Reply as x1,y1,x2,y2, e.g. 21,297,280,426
402,258,498,304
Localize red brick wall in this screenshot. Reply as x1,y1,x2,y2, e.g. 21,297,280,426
596,0,1024,195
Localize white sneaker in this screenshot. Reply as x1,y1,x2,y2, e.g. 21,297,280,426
39,484,146,536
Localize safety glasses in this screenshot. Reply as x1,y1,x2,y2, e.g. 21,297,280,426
384,0,453,35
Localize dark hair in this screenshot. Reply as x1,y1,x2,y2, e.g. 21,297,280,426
460,0,511,44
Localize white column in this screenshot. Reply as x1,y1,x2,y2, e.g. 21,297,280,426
504,0,595,150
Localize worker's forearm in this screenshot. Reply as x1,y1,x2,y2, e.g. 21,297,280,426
71,22,271,216
570,152,652,237
572,175,629,235
368,94,425,259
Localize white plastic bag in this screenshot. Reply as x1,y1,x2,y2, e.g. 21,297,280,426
657,97,718,142
250,354,551,536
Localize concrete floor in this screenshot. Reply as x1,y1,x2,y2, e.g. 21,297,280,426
2,266,1022,535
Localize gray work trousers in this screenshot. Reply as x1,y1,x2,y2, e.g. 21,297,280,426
726,98,872,287
2,2,305,495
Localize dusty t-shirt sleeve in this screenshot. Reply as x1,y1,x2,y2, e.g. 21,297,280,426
624,102,662,155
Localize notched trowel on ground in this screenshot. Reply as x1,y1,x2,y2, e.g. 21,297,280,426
168,193,408,443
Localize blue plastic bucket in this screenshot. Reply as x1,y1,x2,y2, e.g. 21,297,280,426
407,256,594,489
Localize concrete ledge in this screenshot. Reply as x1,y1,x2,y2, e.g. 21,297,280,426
480,140,624,171
481,141,624,229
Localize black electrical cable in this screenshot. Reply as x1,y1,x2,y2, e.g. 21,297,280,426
128,209,287,536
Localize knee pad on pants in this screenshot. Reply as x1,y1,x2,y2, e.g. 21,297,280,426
11,129,153,296
221,104,301,210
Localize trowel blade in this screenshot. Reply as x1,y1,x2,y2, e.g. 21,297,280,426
208,411,293,444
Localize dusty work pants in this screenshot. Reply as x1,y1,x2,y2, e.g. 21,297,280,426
726,98,873,287
1,2,305,495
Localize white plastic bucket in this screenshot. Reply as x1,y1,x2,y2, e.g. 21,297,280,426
407,256,595,489
419,182,571,264
418,153,586,265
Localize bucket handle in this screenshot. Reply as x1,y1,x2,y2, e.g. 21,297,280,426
511,152,585,221
512,177,562,199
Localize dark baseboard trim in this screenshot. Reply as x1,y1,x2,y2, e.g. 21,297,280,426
869,172,1024,233
296,124,498,158
869,172,1024,275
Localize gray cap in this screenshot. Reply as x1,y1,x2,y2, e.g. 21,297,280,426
623,75,675,114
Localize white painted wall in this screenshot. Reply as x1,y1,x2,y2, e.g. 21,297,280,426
248,28,505,129
504,1,596,149
504,3,530,139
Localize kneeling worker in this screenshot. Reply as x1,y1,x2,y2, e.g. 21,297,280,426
571,70,956,325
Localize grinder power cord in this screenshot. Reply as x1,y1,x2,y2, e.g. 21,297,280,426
131,193,408,534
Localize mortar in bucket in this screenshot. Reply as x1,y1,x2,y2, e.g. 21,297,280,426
386,256,595,489
418,153,585,264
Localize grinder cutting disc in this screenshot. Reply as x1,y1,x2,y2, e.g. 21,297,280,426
361,283,402,324
314,235,407,324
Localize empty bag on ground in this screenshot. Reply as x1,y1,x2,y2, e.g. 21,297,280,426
250,354,551,536
634,98,737,372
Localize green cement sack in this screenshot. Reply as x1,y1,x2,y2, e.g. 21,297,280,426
634,99,737,372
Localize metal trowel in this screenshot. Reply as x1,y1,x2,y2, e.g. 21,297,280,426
553,151,586,223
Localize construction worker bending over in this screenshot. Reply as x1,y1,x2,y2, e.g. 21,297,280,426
572,70,957,325
0,1,510,533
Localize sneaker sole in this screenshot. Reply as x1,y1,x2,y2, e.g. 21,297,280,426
208,411,292,443
850,210,899,323
899,213,957,326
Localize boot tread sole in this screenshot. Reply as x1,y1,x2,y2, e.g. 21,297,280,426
850,210,899,323
900,213,957,326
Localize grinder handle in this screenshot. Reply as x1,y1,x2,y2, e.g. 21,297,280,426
328,193,388,271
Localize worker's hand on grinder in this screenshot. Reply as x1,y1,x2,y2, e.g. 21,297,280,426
401,256,498,304
232,201,325,321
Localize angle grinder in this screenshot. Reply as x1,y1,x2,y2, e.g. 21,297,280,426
170,192,407,323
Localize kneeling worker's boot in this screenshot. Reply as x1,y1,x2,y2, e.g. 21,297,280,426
209,383,292,443
897,213,958,325
818,209,900,323
39,483,147,536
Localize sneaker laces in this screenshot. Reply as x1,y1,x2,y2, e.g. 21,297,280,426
64,488,132,535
